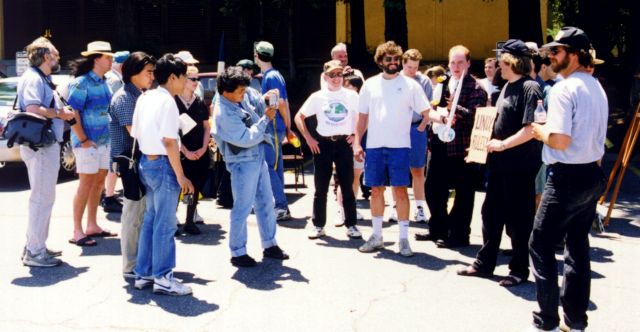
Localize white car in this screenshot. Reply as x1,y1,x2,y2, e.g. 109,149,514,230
0,75,76,173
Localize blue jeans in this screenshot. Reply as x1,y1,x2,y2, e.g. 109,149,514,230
227,158,278,257
529,162,605,331
134,155,179,278
264,130,288,210
364,148,411,187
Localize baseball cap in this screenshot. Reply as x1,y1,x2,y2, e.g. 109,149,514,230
236,59,255,69
589,48,605,65
323,60,343,73
497,39,531,57
113,51,130,63
255,41,274,57
541,26,591,51
174,50,199,64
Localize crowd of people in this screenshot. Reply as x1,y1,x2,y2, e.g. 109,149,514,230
14,25,607,331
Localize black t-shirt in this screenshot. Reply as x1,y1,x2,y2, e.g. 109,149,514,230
489,77,542,170
176,95,210,152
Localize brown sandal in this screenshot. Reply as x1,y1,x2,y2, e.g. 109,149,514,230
457,265,492,278
499,275,525,287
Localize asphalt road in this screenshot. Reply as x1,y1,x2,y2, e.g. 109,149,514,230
0,154,638,332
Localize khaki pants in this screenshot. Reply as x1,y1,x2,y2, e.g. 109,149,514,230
120,196,145,273
21,144,60,255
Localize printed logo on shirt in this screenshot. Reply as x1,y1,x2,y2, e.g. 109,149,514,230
323,101,348,124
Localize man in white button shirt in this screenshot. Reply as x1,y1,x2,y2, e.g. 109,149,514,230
130,54,194,296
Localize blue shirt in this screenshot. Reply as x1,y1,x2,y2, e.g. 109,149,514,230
17,67,64,142
410,72,433,123
68,71,112,147
109,83,141,161
261,68,288,133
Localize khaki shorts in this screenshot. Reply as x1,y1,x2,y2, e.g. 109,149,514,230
73,145,110,174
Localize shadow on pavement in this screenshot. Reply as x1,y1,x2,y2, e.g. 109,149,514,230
106,212,121,222
231,259,309,291
284,192,305,205
590,246,614,263
12,263,89,287
600,217,640,238
124,273,218,317
315,235,365,249
372,246,466,271
79,237,121,256
277,217,309,229
176,224,226,246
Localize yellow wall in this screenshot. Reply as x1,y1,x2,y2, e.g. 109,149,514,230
363,0,510,61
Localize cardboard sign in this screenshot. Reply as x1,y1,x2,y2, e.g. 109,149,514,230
16,51,29,77
467,106,498,164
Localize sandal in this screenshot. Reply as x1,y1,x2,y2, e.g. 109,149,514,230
457,265,492,278
499,275,525,287
68,236,97,247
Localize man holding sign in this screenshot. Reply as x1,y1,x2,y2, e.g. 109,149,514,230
416,45,487,248
457,39,542,287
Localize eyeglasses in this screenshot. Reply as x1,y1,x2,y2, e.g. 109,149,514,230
326,72,343,78
187,77,199,82
383,56,401,62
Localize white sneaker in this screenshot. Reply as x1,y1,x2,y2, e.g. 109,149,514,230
414,206,427,223
308,227,326,239
334,208,345,227
356,211,364,220
194,209,204,223
388,206,398,223
275,208,291,221
22,250,61,267
134,276,153,290
346,226,362,239
358,234,383,252
398,238,414,257
153,272,192,296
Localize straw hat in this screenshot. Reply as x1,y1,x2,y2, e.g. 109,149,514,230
81,41,115,57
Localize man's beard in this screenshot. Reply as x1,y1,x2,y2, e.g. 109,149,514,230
382,63,401,75
551,56,569,73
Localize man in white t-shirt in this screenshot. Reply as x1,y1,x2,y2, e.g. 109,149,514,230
130,54,194,296
295,60,362,241
353,41,444,257
529,27,608,332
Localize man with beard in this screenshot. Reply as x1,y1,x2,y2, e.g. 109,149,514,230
528,27,608,332
415,45,488,248
18,37,75,266
353,41,443,257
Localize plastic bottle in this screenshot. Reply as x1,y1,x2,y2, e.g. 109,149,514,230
534,99,547,124
287,131,301,148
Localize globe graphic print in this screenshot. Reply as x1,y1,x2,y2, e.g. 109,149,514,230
324,102,347,122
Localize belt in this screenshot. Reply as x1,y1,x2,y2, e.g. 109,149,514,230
549,161,598,169
320,135,349,142
146,154,161,160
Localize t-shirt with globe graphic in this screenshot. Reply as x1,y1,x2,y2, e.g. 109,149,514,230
299,87,358,137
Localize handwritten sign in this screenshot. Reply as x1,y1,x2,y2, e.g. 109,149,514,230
467,106,498,164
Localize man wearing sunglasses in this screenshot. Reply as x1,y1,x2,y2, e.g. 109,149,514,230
353,41,443,257
528,27,608,332
294,60,362,241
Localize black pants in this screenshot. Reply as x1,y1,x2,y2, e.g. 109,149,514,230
425,153,477,241
529,162,605,331
312,137,357,228
181,153,210,224
473,163,539,279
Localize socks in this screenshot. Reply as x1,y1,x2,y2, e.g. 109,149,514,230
372,216,383,237
415,200,426,209
399,220,409,239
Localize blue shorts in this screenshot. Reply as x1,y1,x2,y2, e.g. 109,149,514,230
409,123,428,168
364,147,411,187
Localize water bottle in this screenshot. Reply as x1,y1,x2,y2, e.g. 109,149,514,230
534,100,546,124
287,131,301,148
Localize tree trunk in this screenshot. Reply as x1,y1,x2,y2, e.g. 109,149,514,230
508,0,542,45
383,0,408,51
349,0,368,65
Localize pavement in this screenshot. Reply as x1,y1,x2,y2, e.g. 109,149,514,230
0,153,638,332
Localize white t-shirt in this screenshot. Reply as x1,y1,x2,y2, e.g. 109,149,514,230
131,87,180,155
358,73,429,148
299,87,358,137
542,71,608,164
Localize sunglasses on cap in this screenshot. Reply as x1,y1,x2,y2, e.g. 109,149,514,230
326,72,344,78
383,56,401,62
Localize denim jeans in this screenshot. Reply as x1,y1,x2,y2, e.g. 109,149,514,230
134,155,180,278
529,162,605,331
227,157,278,257
264,130,288,210
311,137,357,228
21,144,60,255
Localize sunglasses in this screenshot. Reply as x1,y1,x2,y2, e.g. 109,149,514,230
383,56,401,62
548,47,563,55
187,77,199,82
326,72,344,78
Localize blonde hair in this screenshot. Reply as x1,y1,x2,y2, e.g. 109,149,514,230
186,65,199,76
403,49,423,63
374,41,403,64
448,45,471,61
499,53,531,76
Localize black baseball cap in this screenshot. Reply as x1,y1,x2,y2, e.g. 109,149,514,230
541,26,591,51
498,39,531,57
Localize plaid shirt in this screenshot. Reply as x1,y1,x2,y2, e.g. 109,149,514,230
431,74,488,157
109,83,141,161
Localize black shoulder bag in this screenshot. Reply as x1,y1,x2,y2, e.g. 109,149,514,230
113,138,146,201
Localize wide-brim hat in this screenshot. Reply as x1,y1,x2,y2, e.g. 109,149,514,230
81,41,115,57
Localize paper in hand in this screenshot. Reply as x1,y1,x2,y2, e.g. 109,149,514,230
179,113,197,135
